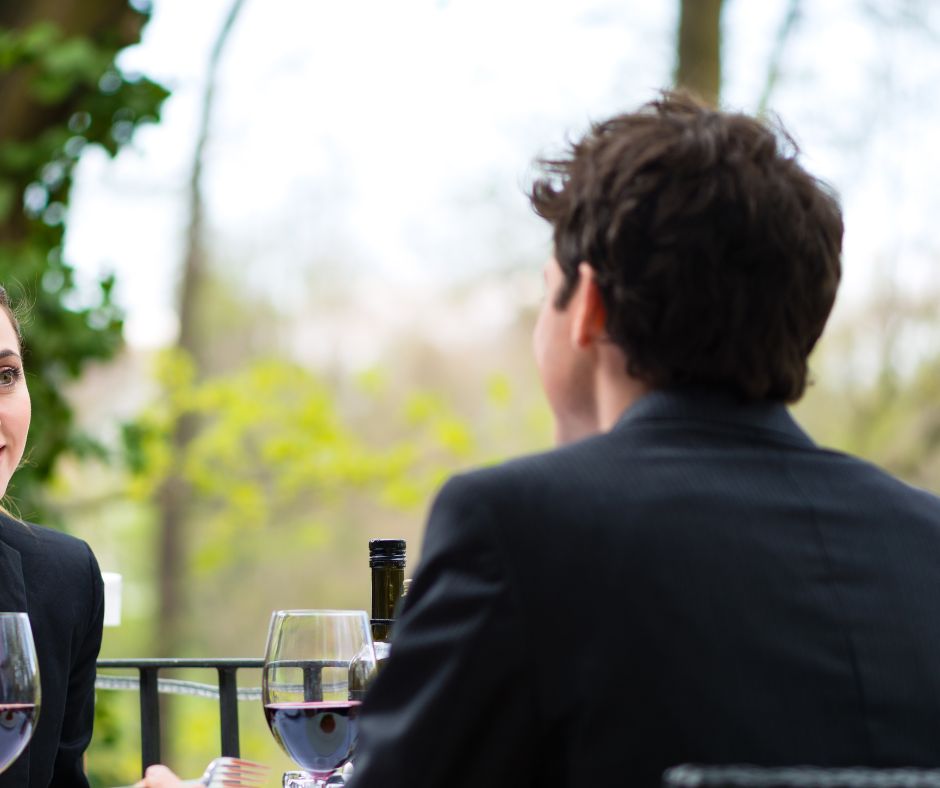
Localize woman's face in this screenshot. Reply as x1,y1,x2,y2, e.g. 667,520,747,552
0,312,30,499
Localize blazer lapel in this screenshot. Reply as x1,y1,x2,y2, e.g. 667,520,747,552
0,536,28,612
0,536,31,786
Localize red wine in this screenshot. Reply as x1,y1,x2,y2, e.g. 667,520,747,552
0,703,37,768
264,701,361,776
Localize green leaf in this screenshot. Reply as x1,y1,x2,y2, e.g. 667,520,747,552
0,181,14,221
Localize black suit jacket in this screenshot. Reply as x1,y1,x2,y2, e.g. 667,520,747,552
0,513,103,787
351,388,940,788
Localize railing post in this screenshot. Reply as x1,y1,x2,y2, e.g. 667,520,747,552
302,662,323,701
217,666,240,757
139,666,161,773
97,657,264,775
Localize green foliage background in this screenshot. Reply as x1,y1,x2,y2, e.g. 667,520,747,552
0,18,169,522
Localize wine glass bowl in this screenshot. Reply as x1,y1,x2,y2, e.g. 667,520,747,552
0,612,40,775
263,610,376,786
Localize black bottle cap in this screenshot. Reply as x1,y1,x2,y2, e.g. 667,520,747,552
369,539,406,567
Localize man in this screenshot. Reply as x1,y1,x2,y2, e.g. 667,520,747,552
140,93,940,787
348,92,940,787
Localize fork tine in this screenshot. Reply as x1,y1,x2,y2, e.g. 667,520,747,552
218,765,267,775
208,775,266,787
216,766,267,776
206,757,269,788
217,757,268,769
216,766,267,778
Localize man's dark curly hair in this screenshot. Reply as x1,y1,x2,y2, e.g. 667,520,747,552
529,91,843,402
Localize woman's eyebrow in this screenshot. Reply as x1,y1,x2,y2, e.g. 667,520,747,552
0,349,22,360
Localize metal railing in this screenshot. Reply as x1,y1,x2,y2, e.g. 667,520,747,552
96,658,263,776
96,620,394,775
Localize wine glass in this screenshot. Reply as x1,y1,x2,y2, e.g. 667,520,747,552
263,610,376,787
0,613,40,775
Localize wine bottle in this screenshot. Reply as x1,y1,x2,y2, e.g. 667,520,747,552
394,578,412,619
348,539,406,701
369,538,406,666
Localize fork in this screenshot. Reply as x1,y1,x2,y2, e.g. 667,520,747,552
116,756,269,787
181,756,269,787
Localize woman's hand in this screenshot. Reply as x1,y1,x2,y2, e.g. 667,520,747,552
135,764,184,787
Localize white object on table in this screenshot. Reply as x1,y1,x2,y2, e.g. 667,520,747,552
101,572,122,627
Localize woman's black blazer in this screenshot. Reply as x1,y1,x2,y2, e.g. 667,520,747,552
0,512,103,787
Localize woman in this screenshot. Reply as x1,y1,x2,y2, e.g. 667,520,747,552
0,286,104,787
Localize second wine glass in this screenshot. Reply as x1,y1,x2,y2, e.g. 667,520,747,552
262,610,376,787
0,612,41,775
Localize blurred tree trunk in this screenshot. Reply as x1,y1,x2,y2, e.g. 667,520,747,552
675,0,724,106
155,0,247,758
758,0,802,115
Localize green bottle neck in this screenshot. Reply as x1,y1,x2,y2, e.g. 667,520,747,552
371,564,404,642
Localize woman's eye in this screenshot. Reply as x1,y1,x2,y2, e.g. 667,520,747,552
0,367,21,387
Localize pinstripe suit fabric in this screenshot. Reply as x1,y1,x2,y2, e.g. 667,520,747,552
352,388,940,788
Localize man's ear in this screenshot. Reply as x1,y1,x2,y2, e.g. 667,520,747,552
570,262,607,348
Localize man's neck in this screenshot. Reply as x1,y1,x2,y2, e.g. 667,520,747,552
554,351,651,445
596,368,651,432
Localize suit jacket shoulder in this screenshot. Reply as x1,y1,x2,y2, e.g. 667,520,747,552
1,514,101,587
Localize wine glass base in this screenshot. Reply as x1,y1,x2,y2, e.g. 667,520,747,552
282,771,316,787
282,771,347,787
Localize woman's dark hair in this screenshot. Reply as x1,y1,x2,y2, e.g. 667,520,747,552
0,286,22,344
529,91,843,402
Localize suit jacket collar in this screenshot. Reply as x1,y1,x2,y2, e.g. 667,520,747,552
614,386,815,448
0,528,28,613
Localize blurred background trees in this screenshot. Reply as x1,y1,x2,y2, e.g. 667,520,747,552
0,0,168,520
3,0,940,783
676,0,724,105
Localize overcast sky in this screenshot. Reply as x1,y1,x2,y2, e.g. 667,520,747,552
64,0,940,349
